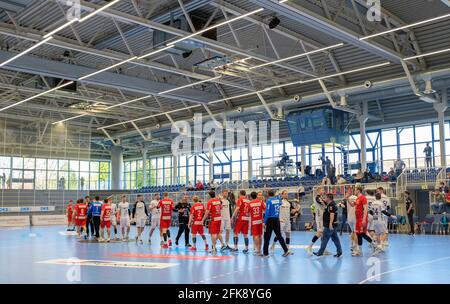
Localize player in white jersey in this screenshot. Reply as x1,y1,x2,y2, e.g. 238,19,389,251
110,198,119,240
307,187,326,255
346,192,358,251
365,189,376,238
377,187,392,247
271,190,291,252
132,194,148,244
371,192,396,251
219,189,233,249
148,193,161,245
118,195,131,241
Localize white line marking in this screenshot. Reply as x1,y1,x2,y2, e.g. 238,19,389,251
359,256,450,284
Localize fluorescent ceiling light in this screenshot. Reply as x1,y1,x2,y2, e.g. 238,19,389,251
52,95,153,124
79,0,122,23
137,45,173,59
78,56,137,80
0,37,53,68
249,43,344,70
214,57,252,69
52,114,85,125
158,76,221,95
0,81,74,112
361,13,450,40
279,0,289,3
167,8,264,46
98,104,202,130
403,48,450,61
43,18,78,39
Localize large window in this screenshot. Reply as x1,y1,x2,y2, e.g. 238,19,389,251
0,156,110,190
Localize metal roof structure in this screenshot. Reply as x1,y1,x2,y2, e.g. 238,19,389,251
0,0,449,158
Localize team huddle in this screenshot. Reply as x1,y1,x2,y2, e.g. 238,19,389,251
65,189,294,257
307,185,396,257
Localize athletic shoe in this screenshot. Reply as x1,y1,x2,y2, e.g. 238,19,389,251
351,250,361,257
205,244,209,251
306,246,313,256
231,248,239,252
189,246,197,251
162,244,169,249
262,254,270,258
168,240,172,246
282,250,293,257
334,253,343,258
122,238,126,242
242,248,249,254
185,244,192,248
114,237,119,241
312,252,323,257
220,245,227,252
175,241,179,246
106,238,110,243
209,247,217,254
226,245,233,250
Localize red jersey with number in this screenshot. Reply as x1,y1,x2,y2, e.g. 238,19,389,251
75,203,87,220
249,199,264,223
207,198,222,222
101,204,112,221
236,196,251,220
190,202,205,225
158,198,174,221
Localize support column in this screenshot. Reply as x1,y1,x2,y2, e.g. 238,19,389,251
172,155,178,185
142,149,147,187
300,146,306,175
209,149,214,182
358,103,369,171
247,145,253,180
434,90,448,168
110,145,123,190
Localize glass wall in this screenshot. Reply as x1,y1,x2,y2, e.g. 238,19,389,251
0,156,110,190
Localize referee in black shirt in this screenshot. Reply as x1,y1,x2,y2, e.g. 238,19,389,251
405,191,414,235
313,193,342,257
175,195,191,247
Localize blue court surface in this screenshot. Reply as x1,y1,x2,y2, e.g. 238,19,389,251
1,226,449,284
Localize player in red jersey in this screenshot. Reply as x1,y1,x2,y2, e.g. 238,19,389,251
73,199,87,239
100,198,112,242
66,200,74,231
158,192,174,248
248,191,265,255
188,196,209,251
203,191,226,253
351,186,376,256
231,190,251,253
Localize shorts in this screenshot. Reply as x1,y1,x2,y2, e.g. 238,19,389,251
120,217,130,227
374,221,388,235
347,219,356,232
234,219,249,235
151,216,160,229
67,214,73,223
251,223,263,236
355,218,367,234
160,219,171,229
209,220,221,235
280,220,291,234
221,218,231,231
76,219,86,227
191,224,204,235
101,221,111,229
136,218,146,228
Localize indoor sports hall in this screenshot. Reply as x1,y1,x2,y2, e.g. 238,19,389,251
0,0,450,285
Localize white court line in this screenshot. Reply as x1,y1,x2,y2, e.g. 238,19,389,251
359,256,450,284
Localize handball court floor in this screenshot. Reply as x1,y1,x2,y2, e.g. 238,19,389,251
1,225,450,284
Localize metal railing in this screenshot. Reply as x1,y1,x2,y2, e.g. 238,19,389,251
347,156,450,174
312,182,397,199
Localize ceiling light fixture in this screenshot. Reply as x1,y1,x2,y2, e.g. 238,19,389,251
360,13,450,40
249,43,344,70
403,47,450,61
0,37,53,68
0,81,74,112
78,0,122,23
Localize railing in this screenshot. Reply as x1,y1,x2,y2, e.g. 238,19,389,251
312,182,397,199
347,156,450,174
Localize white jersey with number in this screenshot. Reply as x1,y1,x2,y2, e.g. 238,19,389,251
110,203,117,221
280,199,291,222
381,194,391,226
118,202,130,218
221,198,231,220
149,200,161,218
371,199,385,223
